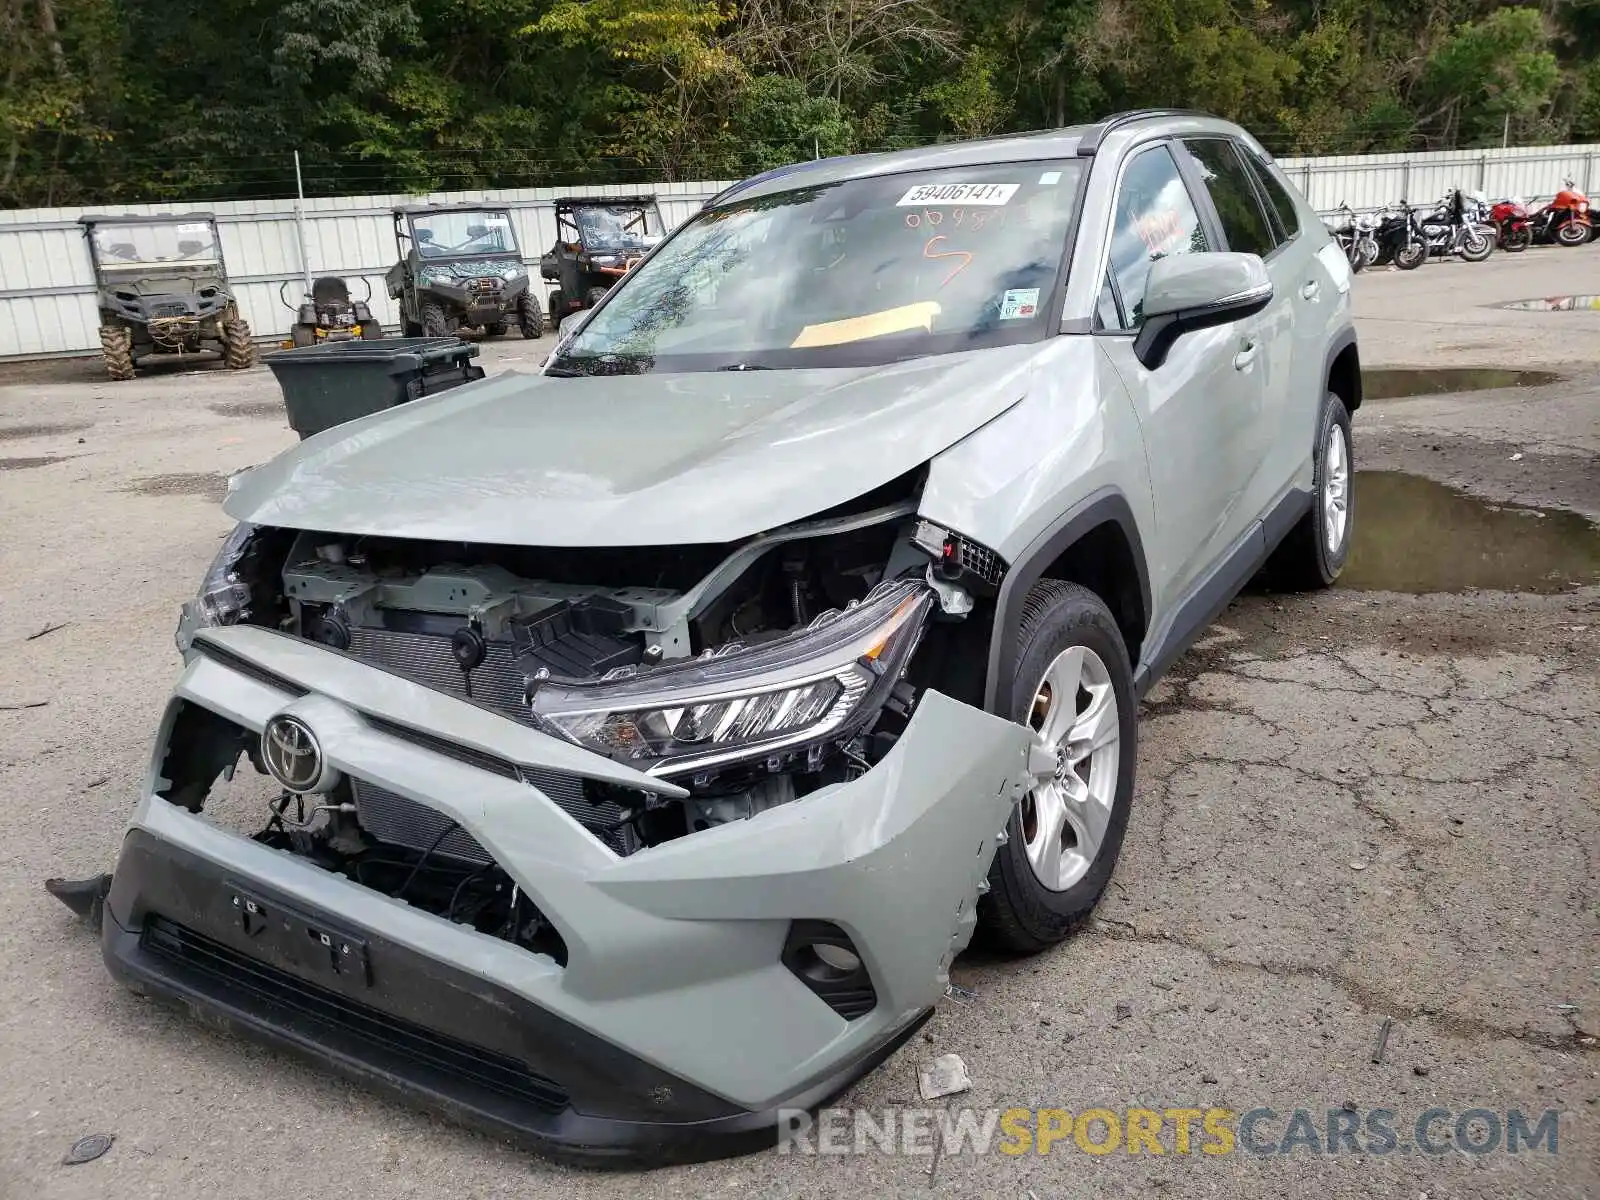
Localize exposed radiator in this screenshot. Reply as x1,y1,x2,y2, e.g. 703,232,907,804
348,627,528,721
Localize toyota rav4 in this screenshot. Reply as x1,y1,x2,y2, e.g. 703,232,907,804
54,110,1359,1165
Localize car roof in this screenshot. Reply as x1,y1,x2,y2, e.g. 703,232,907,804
708,110,1248,207
78,213,217,226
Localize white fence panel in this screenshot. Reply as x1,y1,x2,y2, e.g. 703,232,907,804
2,143,1597,360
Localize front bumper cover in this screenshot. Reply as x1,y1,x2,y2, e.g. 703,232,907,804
92,625,1034,1163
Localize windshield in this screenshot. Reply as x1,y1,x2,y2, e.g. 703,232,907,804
410,210,518,257
571,204,658,252
91,221,220,268
551,161,1083,374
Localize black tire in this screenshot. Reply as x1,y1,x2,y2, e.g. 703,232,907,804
402,318,422,338
421,301,448,338
1395,242,1426,270
222,319,255,369
99,324,135,381
584,285,609,309
1505,226,1531,252
976,580,1138,953
1557,219,1591,246
360,320,384,340
1265,392,1353,590
518,293,544,340
291,324,316,348
547,289,564,331
485,321,509,337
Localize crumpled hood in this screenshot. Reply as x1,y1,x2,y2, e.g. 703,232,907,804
226,346,1037,546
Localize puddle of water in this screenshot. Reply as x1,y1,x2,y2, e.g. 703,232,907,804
209,400,283,420
125,472,227,501
0,455,71,470
1361,368,1563,401
1500,295,1600,312
0,421,91,442
1342,471,1600,594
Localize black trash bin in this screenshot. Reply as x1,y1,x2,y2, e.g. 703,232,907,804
264,337,486,439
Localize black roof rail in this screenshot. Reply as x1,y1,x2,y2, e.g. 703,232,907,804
1076,109,1218,156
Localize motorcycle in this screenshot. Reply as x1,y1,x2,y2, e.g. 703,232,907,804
1489,197,1533,252
1530,179,1592,246
1373,203,1427,270
1328,202,1379,272
1414,190,1495,263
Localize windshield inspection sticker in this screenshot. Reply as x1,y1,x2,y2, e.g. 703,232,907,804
897,182,1019,207
999,288,1040,319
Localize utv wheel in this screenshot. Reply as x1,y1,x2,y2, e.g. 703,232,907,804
547,290,564,331
1266,391,1353,590
485,321,509,337
421,301,448,338
977,581,1137,953
402,318,422,338
584,285,609,309
518,293,544,340
99,324,135,381
290,324,316,348
222,319,256,369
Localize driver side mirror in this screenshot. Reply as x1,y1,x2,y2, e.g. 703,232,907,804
1133,252,1272,370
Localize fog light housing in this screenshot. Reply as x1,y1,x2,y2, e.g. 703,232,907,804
782,920,876,1020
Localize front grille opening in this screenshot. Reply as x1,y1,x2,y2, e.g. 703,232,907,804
141,917,569,1113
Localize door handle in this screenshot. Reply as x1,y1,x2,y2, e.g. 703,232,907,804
1233,339,1259,371
1301,280,1320,300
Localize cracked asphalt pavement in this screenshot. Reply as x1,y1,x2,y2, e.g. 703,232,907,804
1,250,1596,1197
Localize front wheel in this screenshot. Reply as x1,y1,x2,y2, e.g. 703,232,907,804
977,581,1137,953
1460,230,1494,262
222,319,256,369
1557,219,1591,246
517,293,544,340
1265,392,1353,590
99,324,135,381
420,301,449,338
1395,241,1427,270
1358,236,1379,268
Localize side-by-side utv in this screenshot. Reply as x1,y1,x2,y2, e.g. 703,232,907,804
80,214,256,381
386,205,542,339
540,196,664,327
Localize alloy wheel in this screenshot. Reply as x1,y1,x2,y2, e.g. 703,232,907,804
1019,646,1120,892
1324,422,1350,554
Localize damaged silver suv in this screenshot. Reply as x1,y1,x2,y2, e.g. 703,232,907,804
54,110,1359,1165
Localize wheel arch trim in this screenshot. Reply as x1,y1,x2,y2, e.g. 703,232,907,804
981,487,1152,712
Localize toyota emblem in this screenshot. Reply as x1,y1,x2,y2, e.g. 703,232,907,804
261,714,326,793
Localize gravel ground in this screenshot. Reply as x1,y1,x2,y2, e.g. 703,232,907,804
0,249,1596,1199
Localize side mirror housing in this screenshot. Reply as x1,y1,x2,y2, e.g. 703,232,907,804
1133,252,1272,370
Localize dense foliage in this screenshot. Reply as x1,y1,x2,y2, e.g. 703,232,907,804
3,0,1597,206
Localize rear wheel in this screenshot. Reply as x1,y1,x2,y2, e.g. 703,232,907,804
1266,391,1353,590
1505,226,1532,251
99,324,135,381
517,293,544,340
359,320,384,340
977,581,1137,953
222,319,255,369
421,301,448,338
290,324,316,348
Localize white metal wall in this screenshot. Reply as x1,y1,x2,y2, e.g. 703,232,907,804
3,141,1598,360
0,182,731,359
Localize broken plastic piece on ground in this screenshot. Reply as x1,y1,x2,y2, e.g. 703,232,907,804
944,982,977,1004
45,873,113,924
63,1133,115,1165
918,1053,971,1101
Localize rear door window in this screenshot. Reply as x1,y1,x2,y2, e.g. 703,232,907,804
1183,138,1277,256
1243,154,1302,244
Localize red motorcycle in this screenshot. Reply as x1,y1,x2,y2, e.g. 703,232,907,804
1530,179,1592,246
1489,198,1533,252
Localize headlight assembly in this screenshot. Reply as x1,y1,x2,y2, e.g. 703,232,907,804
531,578,933,777
175,522,260,653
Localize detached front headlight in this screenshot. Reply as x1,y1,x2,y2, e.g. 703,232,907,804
532,578,933,777
176,522,258,653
